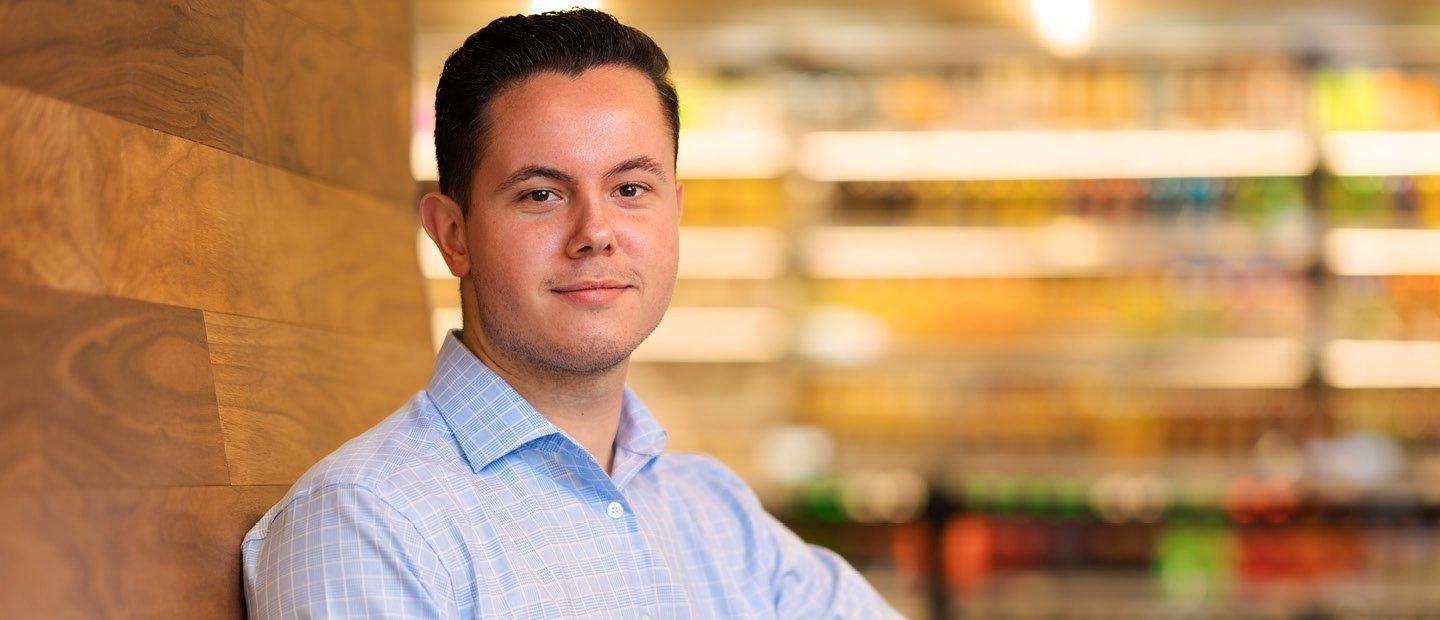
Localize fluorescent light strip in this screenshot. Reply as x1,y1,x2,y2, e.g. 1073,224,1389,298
1323,131,1440,176
678,128,789,179
1142,338,1311,389
429,305,788,362
417,228,451,279
1325,228,1440,275
1323,339,1440,388
430,307,462,352
412,132,437,182
803,220,1315,279
803,226,1057,278
797,130,1316,181
679,227,786,279
801,221,1171,278
421,227,785,280
632,307,789,363
414,127,788,183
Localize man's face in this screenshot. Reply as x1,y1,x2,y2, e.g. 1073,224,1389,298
464,64,680,375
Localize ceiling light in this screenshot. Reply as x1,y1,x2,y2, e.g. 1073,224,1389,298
1031,0,1094,57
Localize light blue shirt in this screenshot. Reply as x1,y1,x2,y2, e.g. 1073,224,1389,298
242,329,899,618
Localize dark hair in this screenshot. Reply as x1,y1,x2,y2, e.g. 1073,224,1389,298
433,9,680,214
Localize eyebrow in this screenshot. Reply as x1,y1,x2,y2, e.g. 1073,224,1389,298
493,156,668,194
604,155,668,181
495,165,577,193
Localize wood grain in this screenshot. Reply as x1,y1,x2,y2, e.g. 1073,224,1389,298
242,0,414,205
0,84,107,295
0,0,245,151
206,312,435,486
0,0,412,204
0,85,432,343
0,278,230,490
0,2,426,615
262,0,412,60
0,484,286,619
229,158,432,343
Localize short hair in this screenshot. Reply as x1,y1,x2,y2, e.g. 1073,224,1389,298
433,9,680,214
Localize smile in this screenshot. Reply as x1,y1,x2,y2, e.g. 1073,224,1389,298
553,286,630,306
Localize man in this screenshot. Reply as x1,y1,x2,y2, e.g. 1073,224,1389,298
242,9,898,619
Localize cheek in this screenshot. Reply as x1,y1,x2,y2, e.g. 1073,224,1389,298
621,214,679,264
472,220,559,287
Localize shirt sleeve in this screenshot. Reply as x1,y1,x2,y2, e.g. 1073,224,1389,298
760,508,903,619
243,484,456,619
693,454,902,619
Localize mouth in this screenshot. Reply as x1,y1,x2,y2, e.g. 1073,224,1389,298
551,281,633,306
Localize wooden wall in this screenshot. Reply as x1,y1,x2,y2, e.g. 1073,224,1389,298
0,1,433,616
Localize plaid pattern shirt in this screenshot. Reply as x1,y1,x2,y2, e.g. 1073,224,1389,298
241,329,899,618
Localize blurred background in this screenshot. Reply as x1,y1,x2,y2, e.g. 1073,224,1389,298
409,1,1440,617
4,0,1440,618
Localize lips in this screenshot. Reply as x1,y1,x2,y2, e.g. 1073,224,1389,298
551,278,633,306
551,279,630,293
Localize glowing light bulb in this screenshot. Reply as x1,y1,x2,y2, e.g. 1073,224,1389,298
1031,0,1094,57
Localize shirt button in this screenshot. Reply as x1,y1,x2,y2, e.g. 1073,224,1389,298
641,615,653,620
606,501,624,519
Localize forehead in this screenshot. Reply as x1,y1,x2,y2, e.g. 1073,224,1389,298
478,65,671,178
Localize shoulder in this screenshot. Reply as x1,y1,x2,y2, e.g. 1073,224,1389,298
245,390,462,541
659,450,748,488
654,450,767,516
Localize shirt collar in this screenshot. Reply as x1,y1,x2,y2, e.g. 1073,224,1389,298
425,329,667,474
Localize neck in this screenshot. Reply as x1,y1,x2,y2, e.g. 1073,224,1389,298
458,327,628,474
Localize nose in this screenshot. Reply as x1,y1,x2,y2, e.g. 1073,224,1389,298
565,193,616,258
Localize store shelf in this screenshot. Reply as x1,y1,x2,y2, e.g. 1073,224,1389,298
411,132,437,181
417,228,451,279
796,130,1317,181
406,18,1440,618
678,227,787,279
410,127,790,182
808,336,1312,388
1322,131,1440,177
954,571,1440,620
418,227,787,280
632,306,790,363
1323,339,1440,388
431,307,461,351
1144,337,1311,389
800,220,1314,279
677,128,789,179
944,452,1258,483
1324,228,1440,275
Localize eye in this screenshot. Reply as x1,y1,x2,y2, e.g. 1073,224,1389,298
616,183,648,198
523,188,557,202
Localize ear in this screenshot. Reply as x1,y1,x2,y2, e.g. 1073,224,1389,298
419,191,471,278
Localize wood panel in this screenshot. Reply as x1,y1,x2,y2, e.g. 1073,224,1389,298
0,0,412,204
0,83,107,295
0,85,431,343
242,0,414,205
262,0,412,60
0,277,230,490
0,0,245,152
0,484,286,619
0,1,423,615
207,312,435,486
229,159,431,342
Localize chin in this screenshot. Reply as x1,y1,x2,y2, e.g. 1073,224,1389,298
552,343,633,374
538,327,639,373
